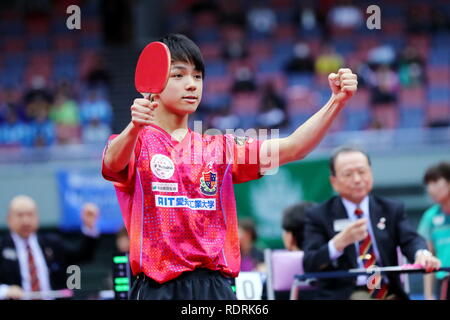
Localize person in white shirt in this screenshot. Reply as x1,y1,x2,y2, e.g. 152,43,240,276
0,195,99,300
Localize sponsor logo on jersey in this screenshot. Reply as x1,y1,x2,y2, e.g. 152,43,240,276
150,154,175,179
152,182,178,192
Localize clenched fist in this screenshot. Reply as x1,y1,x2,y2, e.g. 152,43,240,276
130,98,159,128
328,68,358,104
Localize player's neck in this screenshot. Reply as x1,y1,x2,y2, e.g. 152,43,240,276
153,111,189,142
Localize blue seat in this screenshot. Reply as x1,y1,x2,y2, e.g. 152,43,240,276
205,60,226,77
258,59,282,74
428,87,450,102
193,29,220,43
344,110,370,131
28,36,50,51
0,20,24,36
399,108,424,128
287,74,313,87
81,35,102,49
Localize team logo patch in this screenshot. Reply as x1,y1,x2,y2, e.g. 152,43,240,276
200,171,217,196
150,154,175,180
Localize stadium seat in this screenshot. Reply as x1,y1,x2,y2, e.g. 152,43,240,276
399,87,426,108
264,249,315,300
344,109,371,131
399,107,425,128
428,87,450,103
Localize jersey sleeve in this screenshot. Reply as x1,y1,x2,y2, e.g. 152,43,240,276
225,134,263,184
417,205,438,241
101,134,142,189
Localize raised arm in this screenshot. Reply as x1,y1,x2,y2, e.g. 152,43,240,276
260,68,358,170
103,98,157,172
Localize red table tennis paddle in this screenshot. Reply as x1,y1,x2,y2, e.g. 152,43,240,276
135,41,171,100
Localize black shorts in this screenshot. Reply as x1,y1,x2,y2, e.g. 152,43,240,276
129,268,237,300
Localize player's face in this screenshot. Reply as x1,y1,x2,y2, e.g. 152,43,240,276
158,61,203,116
330,151,373,205
427,178,450,205
8,206,39,239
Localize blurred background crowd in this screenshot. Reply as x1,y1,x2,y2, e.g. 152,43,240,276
0,0,449,148
0,0,449,300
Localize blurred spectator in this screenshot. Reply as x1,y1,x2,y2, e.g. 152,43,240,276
368,65,400,106
327,0,363,29
418,162,450,300
86,59,112,93
208,107,240,132
407,4,432,33
281,201,317,300
116,227,130,254
24,76,53,123
238,218,265,272
298,5,319,32
0,87,27,124
101,226,134,298
232,67,257,92
303,146,440,300
367,45,396,68
28,102,55,147
0,196,99,300
397,46,426,88
222,39,248,60
284,42,315,74
79,89,113,126
256,81,287,129
430,7,450,32
102,0,132,44
315,45,344,75
49,84,80,144
0,109,30,147
82,119,111,144
247,3,277,36
281,201,316,251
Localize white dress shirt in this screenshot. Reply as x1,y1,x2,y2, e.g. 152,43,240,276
327,196,384,286
8,233,52,299
0,226,98,299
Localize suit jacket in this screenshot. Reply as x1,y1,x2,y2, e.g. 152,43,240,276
303,195,427,300
0,232,98,291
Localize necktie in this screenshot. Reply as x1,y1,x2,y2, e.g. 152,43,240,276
26,241,41,292
354,207,389,299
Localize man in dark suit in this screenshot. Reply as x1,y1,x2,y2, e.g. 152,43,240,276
303,146,441,299
0,195,99,299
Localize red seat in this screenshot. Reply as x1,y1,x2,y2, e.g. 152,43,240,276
427,102,450,122
427,65,450,86
231,92,261,115
399,87,426,107
205,75,232,94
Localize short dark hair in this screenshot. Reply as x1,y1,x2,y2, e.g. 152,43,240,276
158,33,205,77
423,162,450,184
239,218,258,242
282,201,316,250
329,145,371,176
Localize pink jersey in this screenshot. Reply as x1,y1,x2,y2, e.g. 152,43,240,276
102,124,262,283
